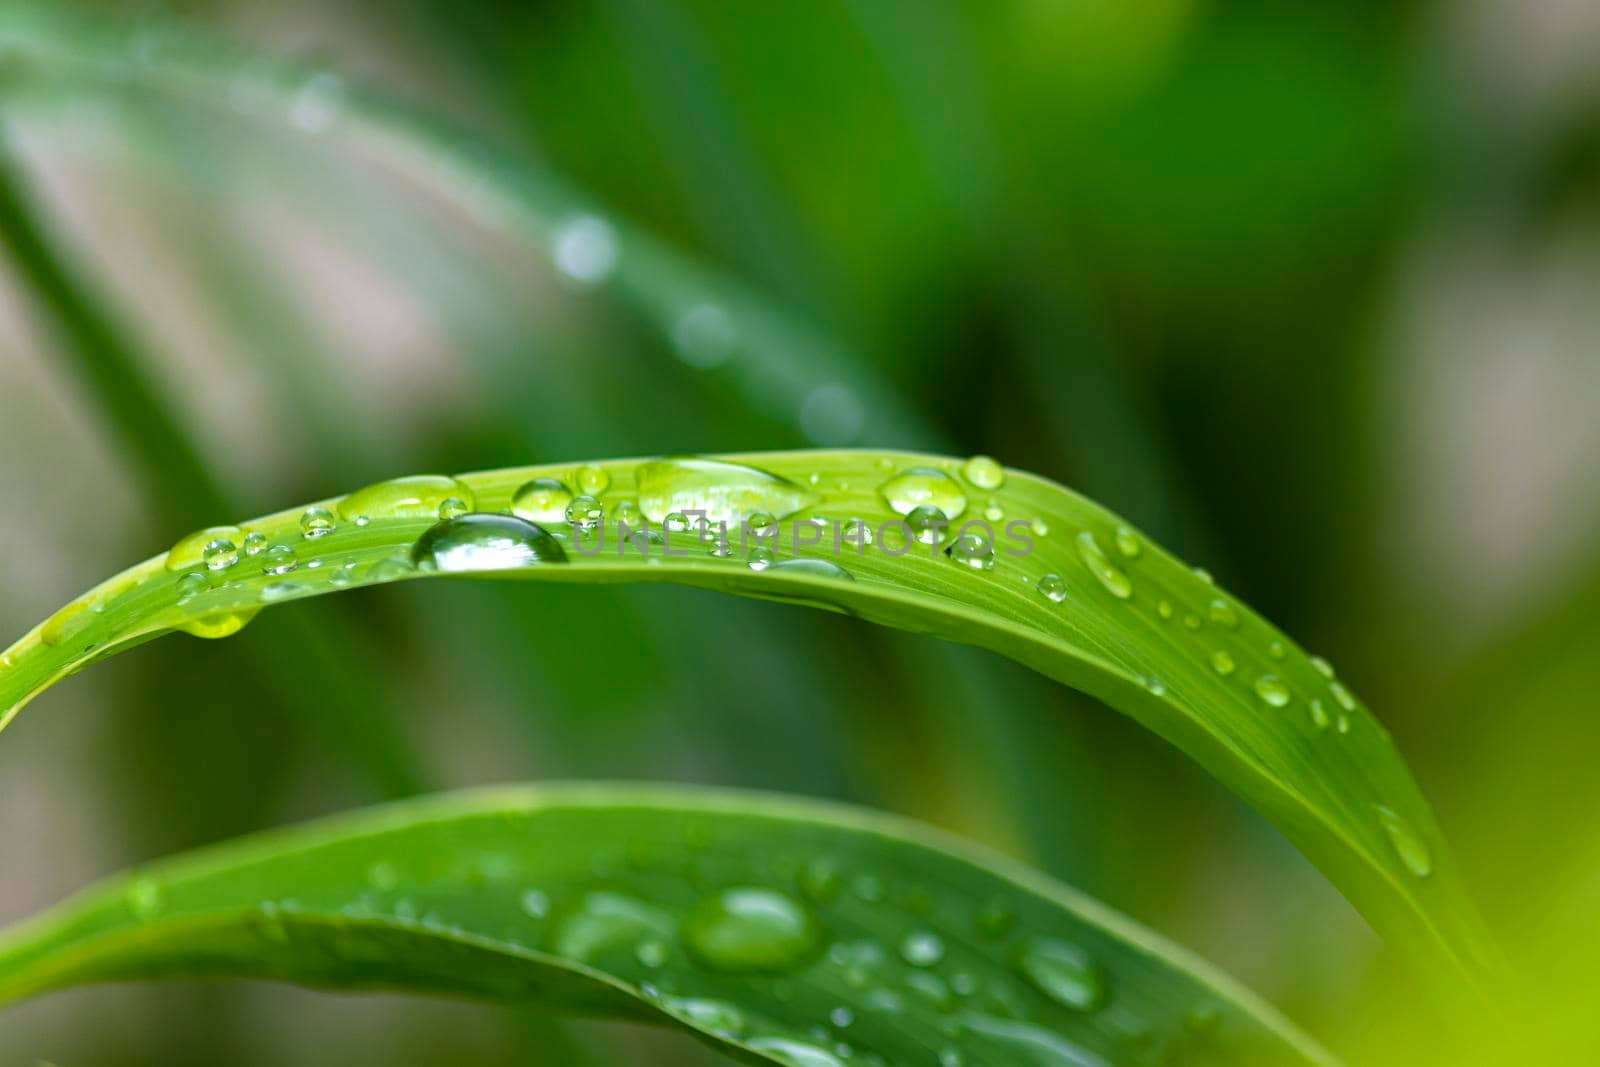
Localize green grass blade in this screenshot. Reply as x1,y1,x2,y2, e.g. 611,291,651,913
0,783,1337,1066
0,451,1500,1002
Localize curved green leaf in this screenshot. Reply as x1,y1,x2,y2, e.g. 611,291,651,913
0,783,1335,1066
0,451,1499,1002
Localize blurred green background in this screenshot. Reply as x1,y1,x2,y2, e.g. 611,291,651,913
2,1,1598,1063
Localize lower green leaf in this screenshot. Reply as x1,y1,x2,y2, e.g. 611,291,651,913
0,784,1335,1066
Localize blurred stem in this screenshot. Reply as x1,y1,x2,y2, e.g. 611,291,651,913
0,127,227,531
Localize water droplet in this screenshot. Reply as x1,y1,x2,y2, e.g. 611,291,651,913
241,531,268,557
1207,598,1239,629
671,303,738,368
300,506,336,538
1267,641,1287,660
204,538,240,571
566,494,604,531
829,1005,855,1028
637,457,814,526
1193,567,1215,585
437,497,469,521
1336,713,1351,735
1254,675,1291,708
552,214,620,285
261,543,298,576
880,467,967,520
260,581,307,602
329,561,359,587
41,601,91,648
1141,675,1168,696
901,929,946,967
1036,573,1068,603
1114,526,1142,558
175,571,208,605
765,558,854,582
1016,938,1107,1012
747,547,775,571
745,1038,845,1067
961,455,1005,490
1329,682,1357,711
1075,531,1132,599
840,517,874,547
906,505,949,545
681,887,821,973
520,889,550,919
575,465,610,495
179,608,260,639
797,859,841,904
511,478,574,523
663,996,745,1036
747,511,778,537
983,501,1004,522
412,514,568,572
1210,650,1235,676
339,475,475,523
1376,806,1434,878
1157,600,1174,620
1309,699,1330,730
945,530,995,571
1310,655,1335,678
554,892,674,963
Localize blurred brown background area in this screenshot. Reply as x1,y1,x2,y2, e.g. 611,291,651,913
2,1,1598,1062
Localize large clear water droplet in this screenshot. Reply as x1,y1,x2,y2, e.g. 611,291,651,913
681,886,821,973
511,478,575,523
300,506,336,538
179,608,260,640
167,525,244,572
637,458,814,526
765,558,854,582
412,514,567,572
1075,532,1132,600
961,455,1005,490
339,475,475,523
906,505,949,545
1036,573,1068,603
945,530,996,571
1377,806,1434,878
1253,675,1291,708
1016,938,1107,1012
880,467,967,520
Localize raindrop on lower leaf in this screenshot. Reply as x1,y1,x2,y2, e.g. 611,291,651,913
681,887,821,973
1015,938,1107,1012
